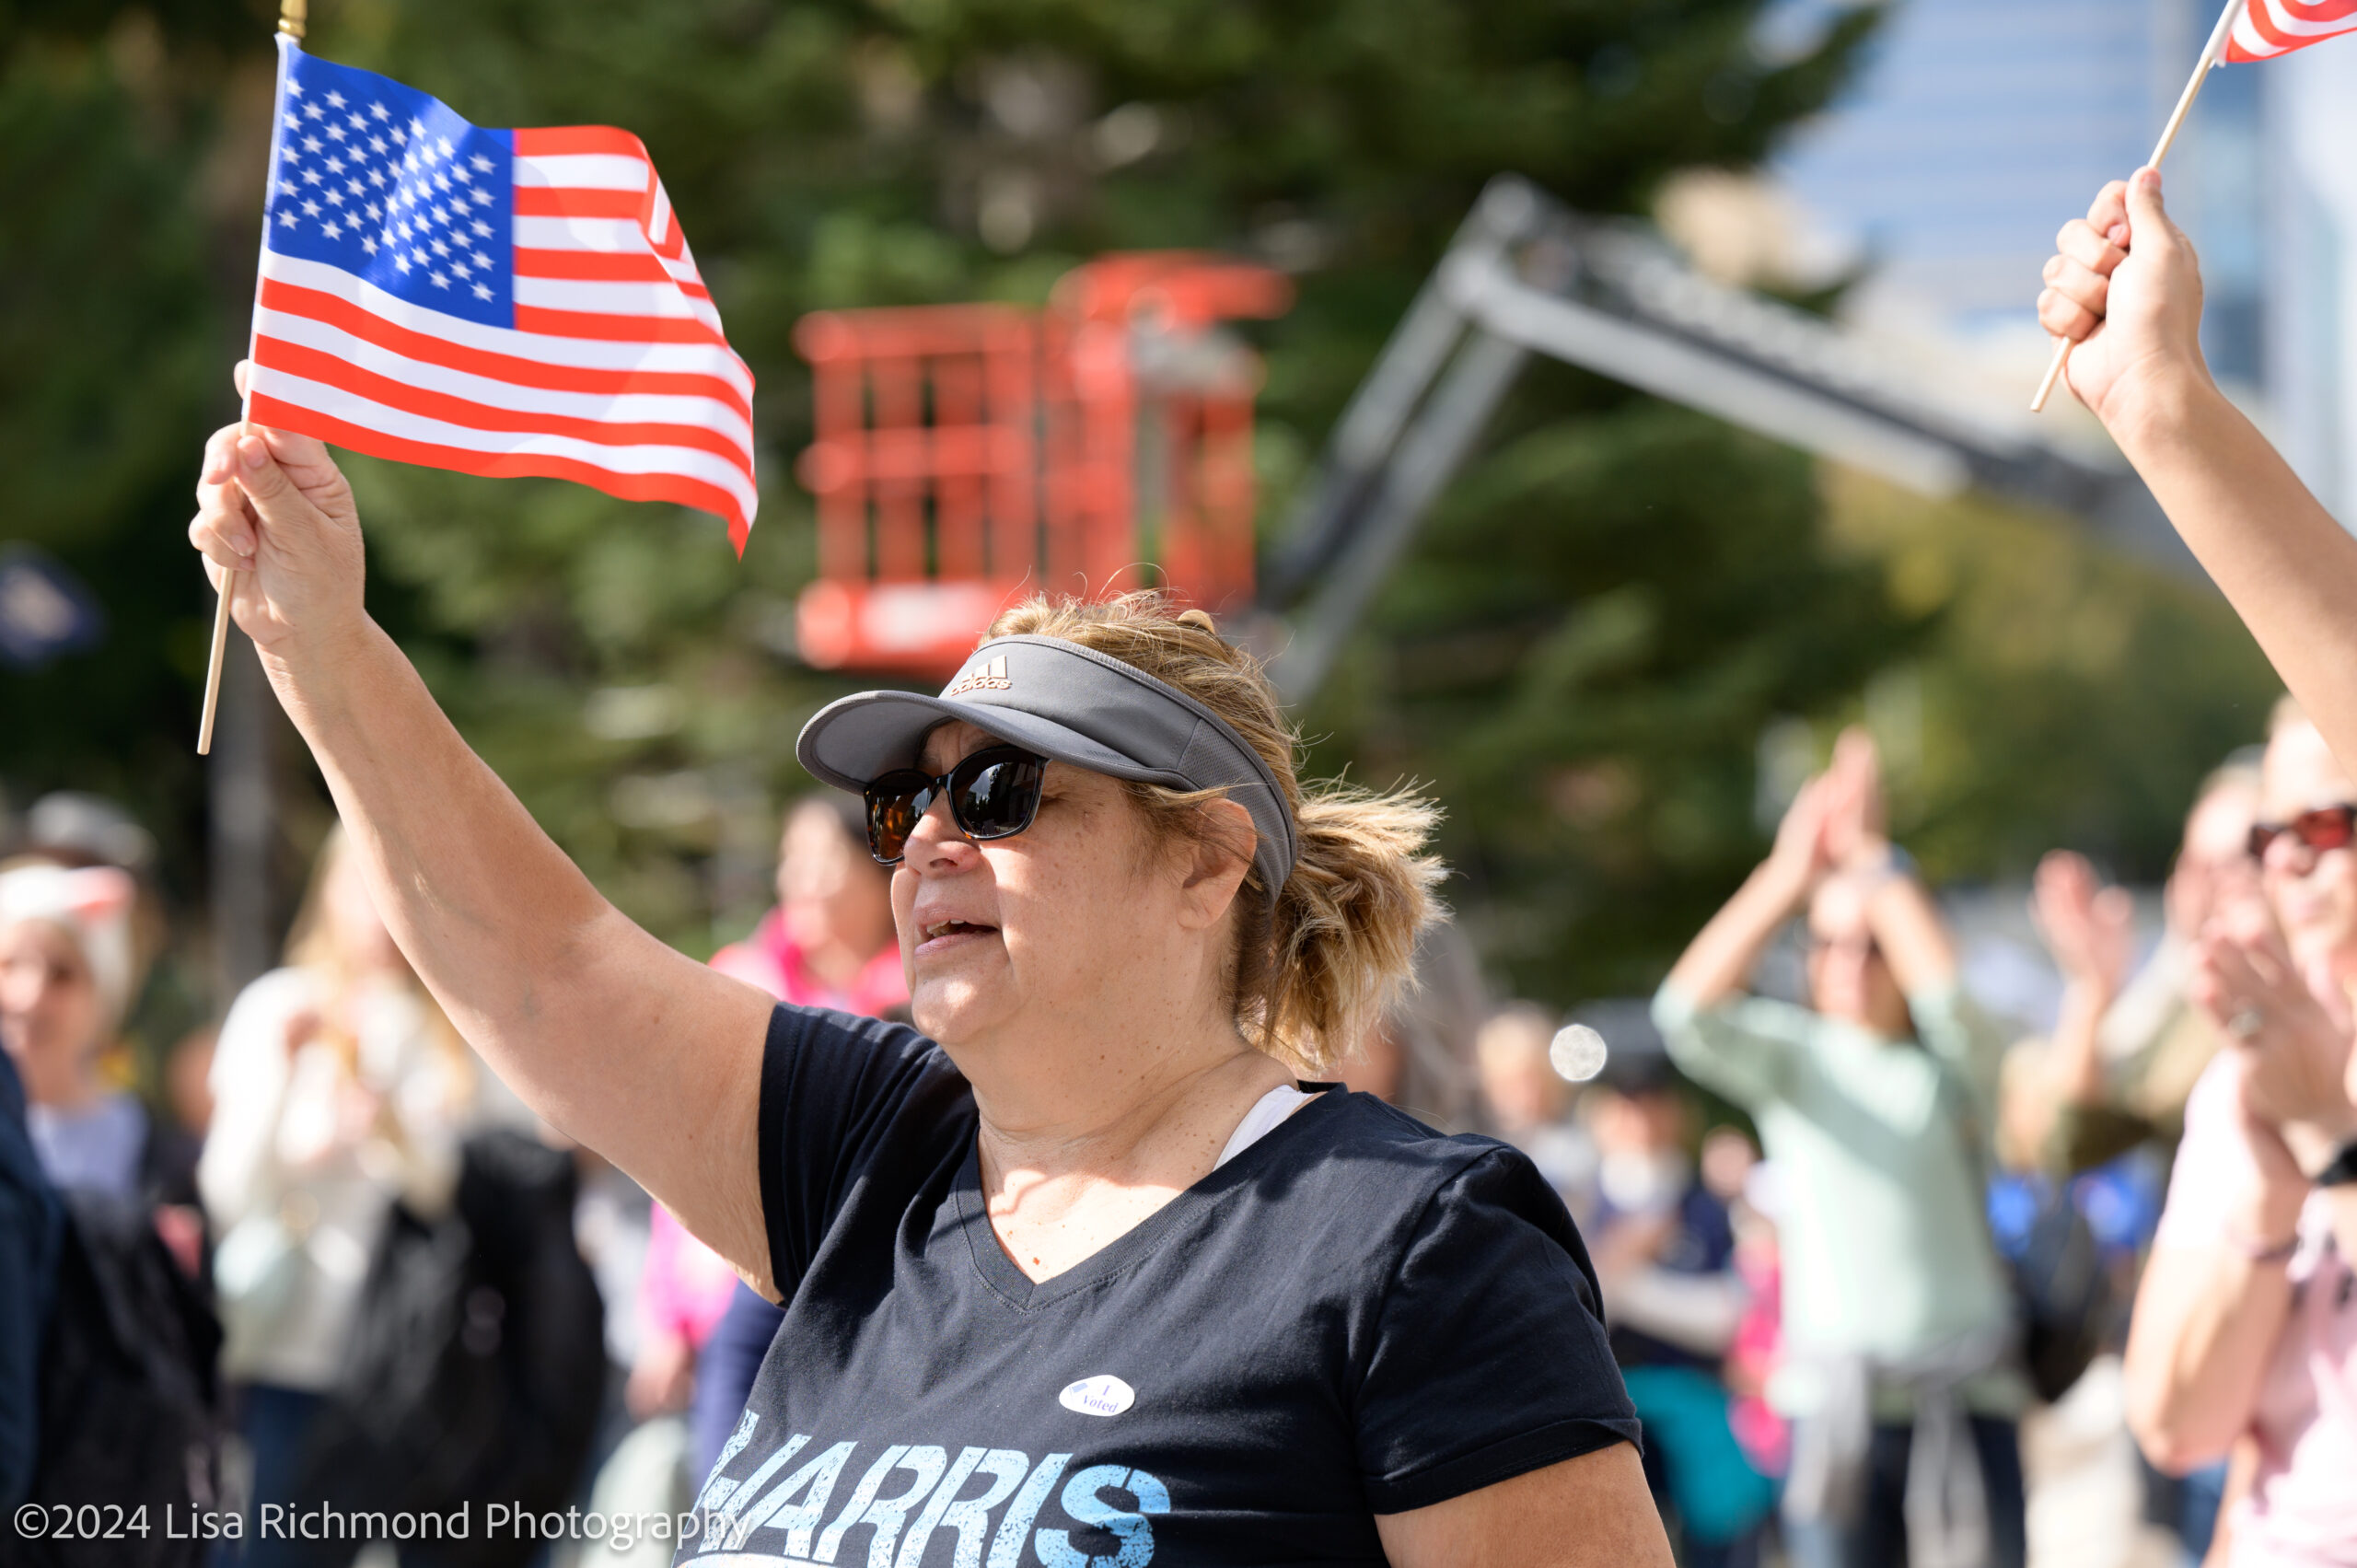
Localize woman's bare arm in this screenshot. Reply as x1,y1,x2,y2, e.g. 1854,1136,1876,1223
188,408,777,1291
1376,1444,1674,1568
2042,169,2357,774
2123,1028,2307,1470
2123,1237,2296,1472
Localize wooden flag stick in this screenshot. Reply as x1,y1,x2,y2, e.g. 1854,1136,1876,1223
2031,0,2242,413
200,0,308,755
196,582,234,754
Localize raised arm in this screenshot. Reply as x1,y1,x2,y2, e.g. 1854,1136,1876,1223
187,401,778,1291
2041,170,2357,775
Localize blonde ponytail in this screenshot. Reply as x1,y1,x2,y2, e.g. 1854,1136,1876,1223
984,592,1444,1073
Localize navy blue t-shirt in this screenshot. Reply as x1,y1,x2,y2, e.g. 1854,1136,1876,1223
689,1005,1637,1566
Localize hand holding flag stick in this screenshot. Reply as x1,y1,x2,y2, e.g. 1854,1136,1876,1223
2029,0,2239,414
2033,0,2357,412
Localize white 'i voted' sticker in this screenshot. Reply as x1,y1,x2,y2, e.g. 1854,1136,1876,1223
1058,1375,1135,1417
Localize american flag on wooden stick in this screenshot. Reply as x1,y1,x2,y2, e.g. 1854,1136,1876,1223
2224,0,2357,59
246,39,757,550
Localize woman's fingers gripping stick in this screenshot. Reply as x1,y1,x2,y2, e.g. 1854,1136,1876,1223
2042,253,2112,320
2038,287,2098,344
2084,179,2131,235
2122,167,2186,257
190,509,254,578
2055,218,2128,279
230,432,316,529
251,421,338,489
194,425,261,554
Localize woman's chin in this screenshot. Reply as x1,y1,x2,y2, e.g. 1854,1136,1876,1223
911,981,1010,1047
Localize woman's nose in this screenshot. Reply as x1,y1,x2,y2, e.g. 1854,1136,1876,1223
900,791,976,874
2264,836,2319,878
1823,947,1871,988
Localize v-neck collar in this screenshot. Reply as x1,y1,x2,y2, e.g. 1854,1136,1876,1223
953,1083,1341,1310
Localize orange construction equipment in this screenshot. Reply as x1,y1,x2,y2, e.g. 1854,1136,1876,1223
792,252,1292,675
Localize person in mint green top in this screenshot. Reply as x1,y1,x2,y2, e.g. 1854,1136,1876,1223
1653,728,2026,1568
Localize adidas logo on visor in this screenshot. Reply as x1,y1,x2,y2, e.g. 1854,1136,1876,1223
942,656,1012,698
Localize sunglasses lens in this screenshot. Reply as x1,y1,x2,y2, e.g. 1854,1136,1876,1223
2248,807,2357,864
865,772,932,864
2307,808,2357,852
952,752,1046,842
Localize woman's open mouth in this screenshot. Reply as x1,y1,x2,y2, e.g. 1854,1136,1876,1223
916,918,998,954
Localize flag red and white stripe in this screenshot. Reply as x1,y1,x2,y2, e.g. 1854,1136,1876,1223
243,44,758,551
2224,0,2357,60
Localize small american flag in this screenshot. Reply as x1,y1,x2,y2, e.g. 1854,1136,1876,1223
2224,0,2357,60
247,39,756,550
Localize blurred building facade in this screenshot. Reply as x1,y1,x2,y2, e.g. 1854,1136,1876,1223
1760,0,2355,520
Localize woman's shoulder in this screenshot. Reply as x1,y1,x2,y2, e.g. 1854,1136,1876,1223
1260,1092,1628,1469
764,1001,946,1074
760,1003,970,1151
1303,1087,1518,1160
757,1004,970,1297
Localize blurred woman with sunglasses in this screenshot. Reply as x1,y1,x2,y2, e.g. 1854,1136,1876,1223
1655,729,2027,1568
184,412,1667,1567
2121,699,2357,1564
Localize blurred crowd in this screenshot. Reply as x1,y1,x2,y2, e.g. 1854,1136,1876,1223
4,698,2353,1568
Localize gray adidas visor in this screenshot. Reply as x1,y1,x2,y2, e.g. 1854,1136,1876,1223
795,633,1297,903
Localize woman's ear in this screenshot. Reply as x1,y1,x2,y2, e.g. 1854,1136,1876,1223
1176,798,1257,932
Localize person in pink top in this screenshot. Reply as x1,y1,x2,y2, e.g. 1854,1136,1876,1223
2123,701,2357,1567
681,796,903,1471
709,795,905,1018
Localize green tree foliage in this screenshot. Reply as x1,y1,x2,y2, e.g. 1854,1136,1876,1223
0,0,2282,1011
1823,473,2281,882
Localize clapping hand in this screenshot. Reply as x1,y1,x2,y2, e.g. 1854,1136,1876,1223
1765,773,1837,900
1817,727,1887,870
2191,899,2357,1172
1765,727,1890,904
2031,851,2136,1000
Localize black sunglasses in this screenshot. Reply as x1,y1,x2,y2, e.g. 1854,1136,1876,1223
863,746,1049,865
2248,804,2357,864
